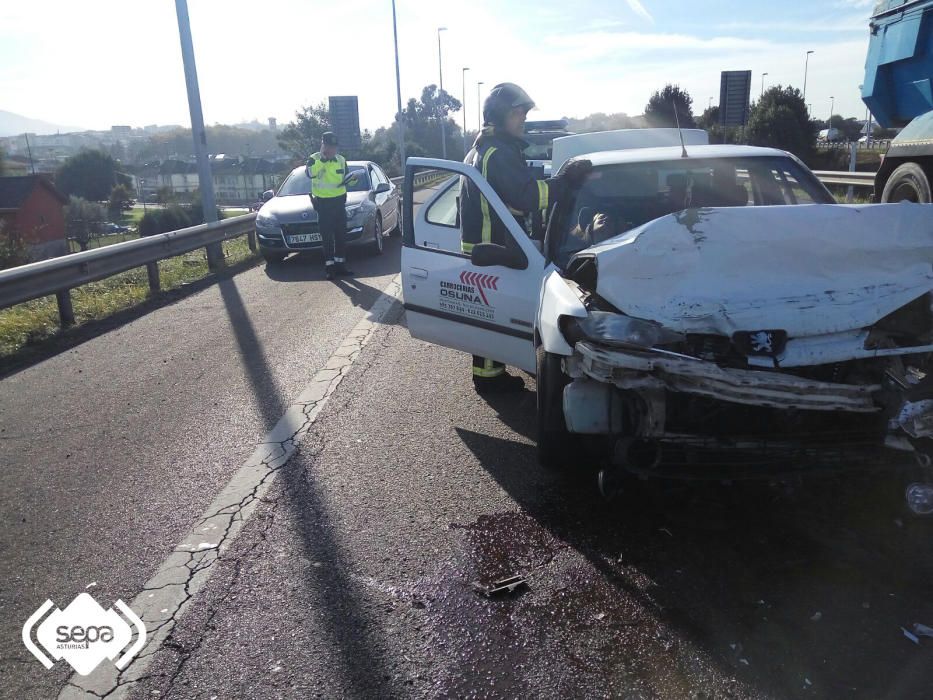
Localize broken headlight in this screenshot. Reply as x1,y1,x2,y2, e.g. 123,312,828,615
562,311,684,349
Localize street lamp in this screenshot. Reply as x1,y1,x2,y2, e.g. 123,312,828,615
761,72,769,98
477,81,485,131
829,96,835,130
803,50,815,100
391,0,406,175
437,27,448,160
708,96,713,109
461,66,470,157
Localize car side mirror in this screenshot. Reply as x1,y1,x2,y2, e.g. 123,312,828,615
471,243,526,270
374,182,391,194
261,189,274,202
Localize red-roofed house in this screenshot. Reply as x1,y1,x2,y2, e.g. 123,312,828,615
0,175,68,260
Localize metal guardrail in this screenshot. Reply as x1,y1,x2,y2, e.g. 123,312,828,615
391,169,444,188
0,214,257,326
812,170,877,187
0,167,880,334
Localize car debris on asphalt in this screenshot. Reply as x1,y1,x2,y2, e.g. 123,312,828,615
902,623,933,644
471,575,528,598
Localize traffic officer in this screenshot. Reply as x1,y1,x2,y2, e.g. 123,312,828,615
460,82,593,393
306,132,355,280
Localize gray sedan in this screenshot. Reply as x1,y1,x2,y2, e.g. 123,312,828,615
255,160,401,264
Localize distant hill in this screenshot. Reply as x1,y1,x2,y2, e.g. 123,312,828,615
0,110,85,137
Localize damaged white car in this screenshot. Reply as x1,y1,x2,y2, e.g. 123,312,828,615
401,131,933,510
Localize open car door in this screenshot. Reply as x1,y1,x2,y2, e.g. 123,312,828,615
401,158,545,373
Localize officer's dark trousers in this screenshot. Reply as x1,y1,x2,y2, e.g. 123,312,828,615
312,194,347,266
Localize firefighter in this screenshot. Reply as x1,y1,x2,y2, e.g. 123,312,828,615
306,132,355,280
460,82,593,393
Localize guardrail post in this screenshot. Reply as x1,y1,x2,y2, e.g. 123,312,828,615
146,262,161,293
847,142,858,204
206,243,224,271
247,229,257,253
56,290,75,328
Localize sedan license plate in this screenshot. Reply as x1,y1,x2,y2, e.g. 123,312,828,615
287,233,322,244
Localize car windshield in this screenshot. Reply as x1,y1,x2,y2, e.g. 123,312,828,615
276,165,370,196
553,156,834,268
523,133,561,160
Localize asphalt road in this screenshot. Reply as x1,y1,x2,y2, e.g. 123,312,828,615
3,192,933,698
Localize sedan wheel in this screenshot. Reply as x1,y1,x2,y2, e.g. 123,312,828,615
371,216,384,255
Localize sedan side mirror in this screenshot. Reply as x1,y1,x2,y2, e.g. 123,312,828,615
374,182,391,194
261,189,275,202
471,243,527,270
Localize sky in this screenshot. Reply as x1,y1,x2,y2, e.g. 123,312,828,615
0,0,878,134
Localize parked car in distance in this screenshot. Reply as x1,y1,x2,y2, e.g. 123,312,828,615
255,161,401,264
102,222,131,234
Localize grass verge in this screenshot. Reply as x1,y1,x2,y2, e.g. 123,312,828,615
0,236,257,358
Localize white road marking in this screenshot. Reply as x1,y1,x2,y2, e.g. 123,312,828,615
60,274,403,699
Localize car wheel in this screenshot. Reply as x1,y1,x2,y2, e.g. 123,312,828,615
370,215,384,255
536,345,576,470
882,163,932,203
262,251,286,265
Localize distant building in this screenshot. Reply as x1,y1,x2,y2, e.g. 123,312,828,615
111,125,133,138
0,175,68,259
131,157,284,204
268,117,277,131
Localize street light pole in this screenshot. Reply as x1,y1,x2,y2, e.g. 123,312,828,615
761,72,768,98
461,67,470,158
437,27,448,160
829,96,835,130
803,50,815,101
477,81,485,131
174,0,222,269
391,0,406,176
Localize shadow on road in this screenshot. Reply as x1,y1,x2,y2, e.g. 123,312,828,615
214,276,393,694
262,237,401,284
453,392,933,699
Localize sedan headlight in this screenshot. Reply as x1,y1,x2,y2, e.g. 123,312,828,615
256,212,278,228
563,311,683,348
345,203,362,217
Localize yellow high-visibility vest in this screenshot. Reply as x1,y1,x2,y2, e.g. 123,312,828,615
307,153,348,198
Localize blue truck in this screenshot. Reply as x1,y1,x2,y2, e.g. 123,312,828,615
862,0,933,201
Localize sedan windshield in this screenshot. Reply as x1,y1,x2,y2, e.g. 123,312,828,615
553,156,834,268
276,166,371,196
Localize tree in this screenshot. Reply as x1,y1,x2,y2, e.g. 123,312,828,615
156,185,176,205
63,196,107,251
0,219,32,270
108,184,134,218
277,103,331,162
696,106,720,130
56,150,130,201
398,85,463,159
746,86,815,158
644,85,696,128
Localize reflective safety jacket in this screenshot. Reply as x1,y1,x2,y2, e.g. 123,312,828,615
460,127,565,253
306,152,348,199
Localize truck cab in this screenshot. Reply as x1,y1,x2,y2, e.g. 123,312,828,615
861,0,933,202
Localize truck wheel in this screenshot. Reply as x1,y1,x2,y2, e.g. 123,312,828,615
881,163,932,203
536,346,575,469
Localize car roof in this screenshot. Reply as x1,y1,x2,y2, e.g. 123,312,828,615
580,144,791,166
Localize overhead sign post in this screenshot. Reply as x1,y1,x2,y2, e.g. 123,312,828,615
328,96,362,156
719,70,753,128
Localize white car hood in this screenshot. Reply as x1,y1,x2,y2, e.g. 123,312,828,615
585,203,933,337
